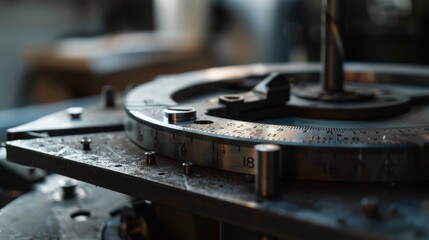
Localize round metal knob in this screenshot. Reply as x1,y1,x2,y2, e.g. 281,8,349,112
80,137,92,151
67,107,83,120
164,107,196,123
101,85,116,108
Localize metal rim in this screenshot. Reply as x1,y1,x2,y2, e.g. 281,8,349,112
124,63,429,182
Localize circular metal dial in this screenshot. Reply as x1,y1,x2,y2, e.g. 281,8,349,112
125,63,429,182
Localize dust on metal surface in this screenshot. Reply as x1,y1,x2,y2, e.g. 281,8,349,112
124,63,429,181
0,175,129,240
7,100,124,140
6,132,429,240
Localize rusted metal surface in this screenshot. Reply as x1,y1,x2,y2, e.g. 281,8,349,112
0,175,129,240
6,132,429,240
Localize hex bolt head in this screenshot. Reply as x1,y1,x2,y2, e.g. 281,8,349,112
101,85,116,108
145,151,156,165
61,179,77,200
361,197,380,219
182,162,194,175
67,107,83,120
80,137,92,151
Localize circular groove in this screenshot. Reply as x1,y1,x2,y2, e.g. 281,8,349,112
125,63,429,182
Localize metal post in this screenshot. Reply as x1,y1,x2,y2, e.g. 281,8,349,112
321,0,345,93
254,144,281,198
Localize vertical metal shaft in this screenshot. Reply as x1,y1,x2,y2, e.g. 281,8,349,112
255,144,281,198
321,0,345,93
101,85,116,108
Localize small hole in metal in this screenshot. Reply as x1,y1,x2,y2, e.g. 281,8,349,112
114,164,122,167
167,107,193,112
158,172,165,176
70,210,91,221
224,95,241,100
193,120,214,125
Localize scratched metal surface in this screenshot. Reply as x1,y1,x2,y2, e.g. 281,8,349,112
124,63,429,181
6,132,429,240
0,175,129,240
7,98,124,140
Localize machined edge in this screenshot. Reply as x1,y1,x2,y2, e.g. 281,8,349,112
7,132,426,240
124,63,429,181
124,114,422,181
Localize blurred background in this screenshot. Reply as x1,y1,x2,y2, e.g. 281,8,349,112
1,0,429,234
1,0,429,117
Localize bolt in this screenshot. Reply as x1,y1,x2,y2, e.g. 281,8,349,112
164,107,197,123
62,179,77,199
67,107,83,120
361,197,380,219
101,85,116,108
80,137,92,151
145,151,156,165
182,162,193,175
254,144,282,198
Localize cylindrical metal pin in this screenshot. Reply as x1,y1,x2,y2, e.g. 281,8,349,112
101,85,116,108
254,144,281,198
80,137,92,151
163,107,196,123
361,197,380,219
182,162,193,175
145,151,156,165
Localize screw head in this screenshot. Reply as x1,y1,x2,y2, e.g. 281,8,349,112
61,179,77,199
361,197,380,219
145,151,156,165
182,162,194,175
67,107,83,120
163,107,197,123
80,137,92,151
